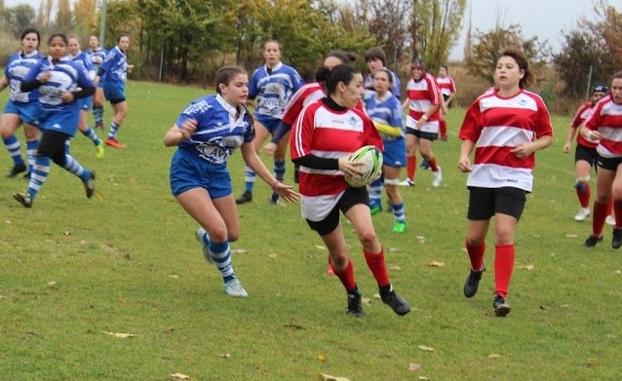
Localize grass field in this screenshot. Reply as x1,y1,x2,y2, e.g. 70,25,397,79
1,81,621,380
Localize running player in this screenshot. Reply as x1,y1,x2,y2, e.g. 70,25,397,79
13,33,96,208
165,66,298,297
68,35,105,158
364,68,407,233
84,35,107,130
458,48,553,316
0,28,44,178
236,40,304,204
436,64,456,140
98,35,133,148
581,71,622,249
290,64,411,317
363,47,401,99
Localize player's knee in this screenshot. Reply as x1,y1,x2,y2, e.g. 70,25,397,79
227,230,240,242
330,253,348,271
494,230,514,246
357,228,377,248
209,227,228,243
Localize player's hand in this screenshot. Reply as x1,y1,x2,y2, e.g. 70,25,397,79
511,142,536,159
60,91,74,103
582,130,601,144
38,72,51,83
127,65,135,74
263,142,277,156
271,181,299,203
563,141,571,153
338,156,364,178
457,155,472,173
178,119,197,139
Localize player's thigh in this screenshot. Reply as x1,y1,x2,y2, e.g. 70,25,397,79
212,194,241,242
0,113,20,138
176,187,229,242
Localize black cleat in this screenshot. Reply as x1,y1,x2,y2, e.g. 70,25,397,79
236,191,252,204
613,228,622,249
584,235,603,248
95,122,104,130
346,287,365,317
22,171,31,180
270,191,279,204
84,170,96,198
13,192,32,208
380,284,411,316
492,294,511,317
463,267,485,298
7,163,27,178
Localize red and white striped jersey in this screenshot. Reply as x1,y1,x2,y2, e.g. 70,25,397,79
406,73,441,122
281,82,325,126
585,95,622,158
436,76,457,97
459,89,553,192
571,101,597,149
290,99,383,221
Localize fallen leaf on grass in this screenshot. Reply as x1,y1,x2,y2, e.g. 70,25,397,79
63,231,71,236
170,373,190,380
418,377,430,380
388,247,399,253
268,253,277,258
390,265,402,270
415,235,425,240
566,234,578,238
488,353,501,359
317,354,326,362
518,265,534,271
615,270,621,275
361,297,372,305
47,281,57,287
418,345,435,352
168,274,179,279
426,261,445,268
408,363,422,372
231,248,247,254
319,373,350,381
101,330,137,338
373,293,381,299
5,219,11,224
315,245,327,251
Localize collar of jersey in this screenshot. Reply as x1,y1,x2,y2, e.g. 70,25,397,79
69,51,83,59
375,91,392,103
22,50,40,58
216,94,246,119
265,62,283,73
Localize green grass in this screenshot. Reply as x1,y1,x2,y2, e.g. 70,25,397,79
1,81,621,380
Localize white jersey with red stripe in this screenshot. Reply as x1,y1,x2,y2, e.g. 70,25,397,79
281,82,325,126
585,95,622,158
290,99,383,221
571,101,597,148
436,76,456,97
459,89,553,192
406,73,441,122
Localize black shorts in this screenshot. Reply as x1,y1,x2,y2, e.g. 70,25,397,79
38,129,70,166
467,186,526,221
596,154,622,171
306,186,369,236
405,128,438,141
575,144,598,167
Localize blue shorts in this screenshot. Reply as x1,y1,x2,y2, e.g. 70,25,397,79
170,148,232,199
104,82,126,104
39,106,80,137
383,138,406,167
79,96,93,111
255,116,281,135
3,100,40,126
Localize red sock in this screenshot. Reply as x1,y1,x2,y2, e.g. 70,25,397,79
330,258,356,292
407,155,416,180
466,240,485,271
439,119,447,137
494,244,515,298
576,182,590,208
614,200,622,229
428,157,439,172
364,248,390,287
593,201,609,236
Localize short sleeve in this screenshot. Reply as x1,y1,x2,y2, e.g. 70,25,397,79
534,98,554,138
248,69,260,99
290,103,317,159
389,97,403,128
459,100,483,142
176,99,208,128
585,103,602,131
243,113,255,143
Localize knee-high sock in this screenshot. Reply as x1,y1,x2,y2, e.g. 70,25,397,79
244,165,256,192
62,154,91,182
406,155,416,180
466,240,485,271
208,240,236,283
614,200,622,229
364,248,390,287
439,119,447,137
575,181,590,208
26,139,39,173
494,244,515,297
330,257,356,292
427,156,439,172
81,126,102,146
107,122,120,139
27,156,51,200
592,201,609,236
391,202,405,223
369,178,383,208
273,159,286,182
93,105,104,125
3,135,24,166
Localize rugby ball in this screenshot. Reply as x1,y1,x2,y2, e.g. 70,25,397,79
344,145,383,187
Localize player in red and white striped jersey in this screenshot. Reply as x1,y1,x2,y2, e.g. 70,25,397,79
458,49,553,317
580,71,622,249
290,64,411,317
402,59,443,187
436,65,457,141
563,84,610,222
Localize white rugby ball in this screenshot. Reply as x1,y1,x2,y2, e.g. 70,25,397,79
344,145,383,187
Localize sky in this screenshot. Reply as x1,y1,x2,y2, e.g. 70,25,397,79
5,0,622,60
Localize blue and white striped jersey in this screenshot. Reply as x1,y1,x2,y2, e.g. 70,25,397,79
84,47,107,72
364,91,404,139
100,46,127,84
70,51,96,81
249,62,304,119
4,50,45,103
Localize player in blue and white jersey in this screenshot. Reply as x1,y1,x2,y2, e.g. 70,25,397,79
85,35,107,130
97,35,133,148
364,68,407,233
13,34,96,208
68,35,104,158
364,47,401,99
164,66,298,297
0,28,45,178
236,40,304,205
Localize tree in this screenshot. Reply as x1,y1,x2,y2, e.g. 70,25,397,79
363,0,411,69
4,4,36,37
74,0,98,38
55,0,74,32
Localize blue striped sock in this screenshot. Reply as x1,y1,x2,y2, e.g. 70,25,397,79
208,240,235,283
26,140,38,173
81,126,102,146
3,135,24,166
391,202,406,223
93,106,104,124
107,122,119,139
274,160,286,182
244,165,256,192
63,154,90,182
27,156,51,200
369,178,383,208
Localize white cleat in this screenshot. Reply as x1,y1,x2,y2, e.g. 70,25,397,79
224,278,249,298
195,227,214,263
432,166,443,188
606,215,616,226
398,178,415,187
574,207,591,222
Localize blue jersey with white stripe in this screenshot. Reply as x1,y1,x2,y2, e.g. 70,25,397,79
364,91,403,140
100,46,127,84
70,51,96,81
84,47,107,72
177,94,255,165
364,70,401,99
249,62,304,119
4,50,45,103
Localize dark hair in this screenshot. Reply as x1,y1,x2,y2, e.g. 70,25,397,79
117,34,129,42
48,33,68,45
365,47,387,66
325,64,360,95
614,71,622,80
21,28,40,48
499,48,532,89
411,58,425,71
326,50,357,65
373,68,393,84
215,66,247,95
440,64,448,72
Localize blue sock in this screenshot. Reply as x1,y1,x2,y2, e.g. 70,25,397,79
26,139,38,173
391,202,406,223
81,126,102,146
63,154,91,182
369,178,383,208
27,156,51,200
208,240,236,283
244,165,256,193
93,106,104,124
107,122,119,139
3,135,24,166
274,160,286,182
64,139,71,154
